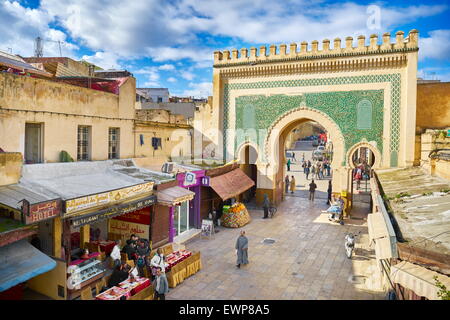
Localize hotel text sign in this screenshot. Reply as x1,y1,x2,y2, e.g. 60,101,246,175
22,199,62,225
65,182,154,215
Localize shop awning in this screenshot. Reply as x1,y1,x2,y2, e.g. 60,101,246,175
0,239,56,292
209,168,255,201
157,186,195,206
390,261,450,300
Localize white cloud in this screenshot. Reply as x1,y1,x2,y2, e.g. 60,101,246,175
178,82,212,98
0,0,78,57
167,77,177,83
158,64,175,70
181,71,195,81
81,51,121,69
419,29,450,61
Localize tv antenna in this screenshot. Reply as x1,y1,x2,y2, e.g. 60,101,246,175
34,36,63,57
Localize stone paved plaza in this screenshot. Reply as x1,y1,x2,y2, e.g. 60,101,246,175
167,176,385,300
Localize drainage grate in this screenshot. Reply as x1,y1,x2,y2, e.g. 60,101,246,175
262,238,276,244
348,275,367,284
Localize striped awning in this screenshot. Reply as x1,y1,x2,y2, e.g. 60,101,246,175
157,186,195,206
390,261,450,300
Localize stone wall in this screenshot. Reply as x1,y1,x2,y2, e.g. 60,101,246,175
0,152,22,186
416,82,450,133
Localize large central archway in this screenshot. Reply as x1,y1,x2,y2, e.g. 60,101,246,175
260,107,347,204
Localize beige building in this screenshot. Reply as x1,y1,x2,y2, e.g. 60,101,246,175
210,30,419,204
134,109,193,168
0,71,136,163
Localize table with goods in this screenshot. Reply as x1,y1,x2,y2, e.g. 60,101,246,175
95,276,151,300
221,202,251,228
164,249,202,288
67,256,106,299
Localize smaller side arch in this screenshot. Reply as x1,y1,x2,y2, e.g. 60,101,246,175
346,141,382,169
236,141,260,165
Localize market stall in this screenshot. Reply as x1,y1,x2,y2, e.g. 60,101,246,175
221,202,251,228
95,276,151,300
164,248,202,288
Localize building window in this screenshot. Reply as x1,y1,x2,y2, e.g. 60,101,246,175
151,137,162,150
24,123,43,164
157,97,163,103
77,126,91,161
108,128,120,159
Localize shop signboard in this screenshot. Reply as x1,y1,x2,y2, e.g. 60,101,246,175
70,195,156,228
65,182,154,215
183,172,197,187
112,207,151,225
201,176,210,187
21,198,62,225
109,219,149,240
200,219,214,239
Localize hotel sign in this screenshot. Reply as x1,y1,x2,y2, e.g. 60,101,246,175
22,199,62,225
65,182,154,215
70,195,156,228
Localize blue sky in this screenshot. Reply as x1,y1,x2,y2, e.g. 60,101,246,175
1,0,449,98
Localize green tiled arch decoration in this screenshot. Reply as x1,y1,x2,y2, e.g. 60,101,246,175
223,73,401,166
233,91,384,164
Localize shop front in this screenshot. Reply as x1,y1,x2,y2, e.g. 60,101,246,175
175,170,206,237
156,185,195,243
203,165,255,228
58,181,155,299
0,186,62,299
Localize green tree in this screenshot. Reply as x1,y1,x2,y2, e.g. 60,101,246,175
434,276,450,300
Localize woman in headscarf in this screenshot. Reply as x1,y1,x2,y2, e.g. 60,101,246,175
290,175,296,194
262,193,270,219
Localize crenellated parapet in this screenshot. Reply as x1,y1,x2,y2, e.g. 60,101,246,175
213,30,419,68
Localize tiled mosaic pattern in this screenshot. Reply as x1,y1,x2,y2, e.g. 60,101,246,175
223,74,401,167
234,91,384,163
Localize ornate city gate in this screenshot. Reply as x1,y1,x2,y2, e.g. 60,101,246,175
210,30,419,204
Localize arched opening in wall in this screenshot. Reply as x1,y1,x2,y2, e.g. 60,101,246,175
349,146,375,206
275,118,333,204
240,145,258,203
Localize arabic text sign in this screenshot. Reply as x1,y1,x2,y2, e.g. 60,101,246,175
109,219,149,240
65,182,154,214
70,196,156,228
24,199,61,224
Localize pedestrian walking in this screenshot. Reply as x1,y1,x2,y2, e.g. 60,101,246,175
287,158,291,171
305,166,310,180
235,231,249,268
262,194,270,219
302,161,306,173
319,163,324,179
309,179,317,201
154,267,169,300
292,152,296,161
354,165,363,190
302,153,305,163
284,175,290,194
327,180,332,205
290,175,296,194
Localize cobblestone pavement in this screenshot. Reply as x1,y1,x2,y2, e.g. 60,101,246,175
167,192,385,300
